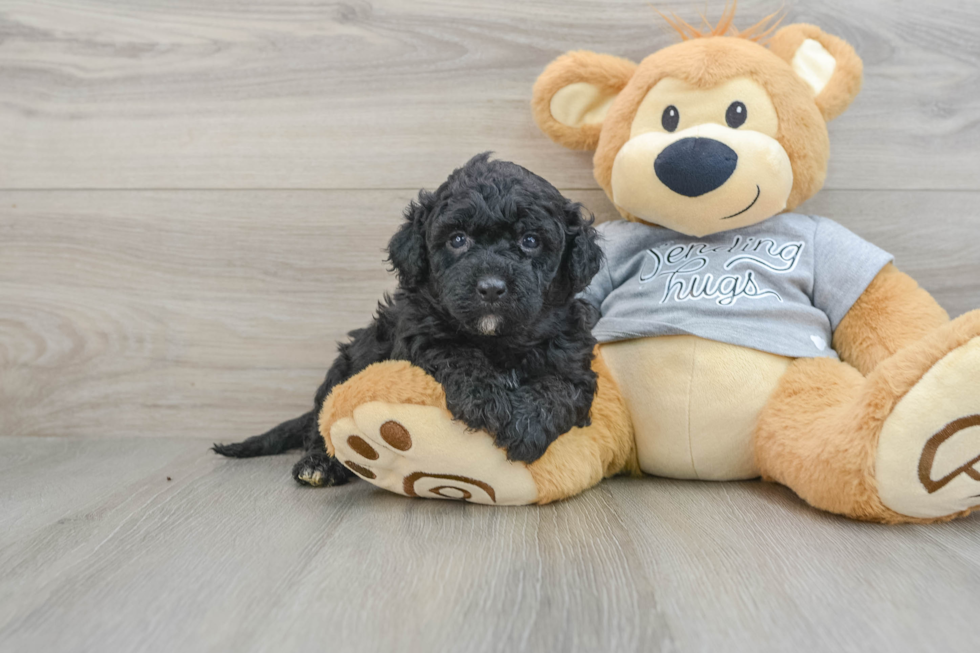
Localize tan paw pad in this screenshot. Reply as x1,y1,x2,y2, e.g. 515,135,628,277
877,338,980,519
328,402,538,506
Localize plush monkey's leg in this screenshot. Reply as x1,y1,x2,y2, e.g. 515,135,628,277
527,351,638,504
320,361,536,504
755,310,980,524
318,351,636,505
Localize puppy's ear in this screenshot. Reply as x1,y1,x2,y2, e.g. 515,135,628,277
387,192,432,289
562,203,603,295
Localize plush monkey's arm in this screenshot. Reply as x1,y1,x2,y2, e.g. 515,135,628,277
832,264,949,375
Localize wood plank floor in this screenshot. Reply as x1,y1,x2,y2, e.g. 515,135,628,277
2,0,980,651
0,437,978,653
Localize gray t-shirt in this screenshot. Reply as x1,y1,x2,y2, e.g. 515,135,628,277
581,214,893,359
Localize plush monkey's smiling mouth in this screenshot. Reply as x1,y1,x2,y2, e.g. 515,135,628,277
720,185,761,220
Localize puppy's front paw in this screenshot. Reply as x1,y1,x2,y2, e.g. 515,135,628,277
493,393,569,463
292,452,353,487
495,423,552,464
443,389,512,438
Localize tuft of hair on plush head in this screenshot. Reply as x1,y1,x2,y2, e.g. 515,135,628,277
655,0,785,44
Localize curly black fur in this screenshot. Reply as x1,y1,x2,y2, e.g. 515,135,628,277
213,153,603,486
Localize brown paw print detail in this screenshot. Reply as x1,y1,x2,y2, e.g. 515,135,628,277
918,414,980,494
343,460,375,479
338,420,497,503
403,472,497,503
379,420,412,450
342,433,380,478
346,435,379,460
341,422,409,478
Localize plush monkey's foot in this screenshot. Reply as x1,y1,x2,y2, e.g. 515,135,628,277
319,361,539,505
327,402,539,505
876,332,980,520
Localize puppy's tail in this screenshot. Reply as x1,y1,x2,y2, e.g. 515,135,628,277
212,410,316,458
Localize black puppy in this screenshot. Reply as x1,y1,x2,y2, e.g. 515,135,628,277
214,154,603,486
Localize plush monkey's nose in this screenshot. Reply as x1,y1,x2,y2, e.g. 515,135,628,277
654,137,738,197
476,277,507,303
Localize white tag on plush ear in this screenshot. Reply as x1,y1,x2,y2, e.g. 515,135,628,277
792,39,837,96
550,82,617,127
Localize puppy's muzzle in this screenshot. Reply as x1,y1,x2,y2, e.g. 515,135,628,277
476,276,507,304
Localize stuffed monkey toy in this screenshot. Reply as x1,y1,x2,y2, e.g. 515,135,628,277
318,10,980,523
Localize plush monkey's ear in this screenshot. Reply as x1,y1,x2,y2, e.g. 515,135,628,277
769,24,863,122
386,193,432,289
532,51,637,151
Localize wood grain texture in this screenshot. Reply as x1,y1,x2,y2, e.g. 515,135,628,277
0,437,977,653
2,0,980,190
2,189,978,440
610,479,980,652
0,190,405,440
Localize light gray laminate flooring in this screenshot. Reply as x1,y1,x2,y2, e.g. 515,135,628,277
1,436,978,653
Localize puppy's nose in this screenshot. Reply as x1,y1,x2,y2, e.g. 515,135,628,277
654,137,738,197
476,277,507,303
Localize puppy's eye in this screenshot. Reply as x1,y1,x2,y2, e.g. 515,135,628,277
726,101,747,128
521,234,540,250
662,105,679,132
448,233,468,249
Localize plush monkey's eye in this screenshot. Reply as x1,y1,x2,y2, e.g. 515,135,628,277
448,232,469,249
661,105,679,132
726,101,747,128
520,234,540,250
